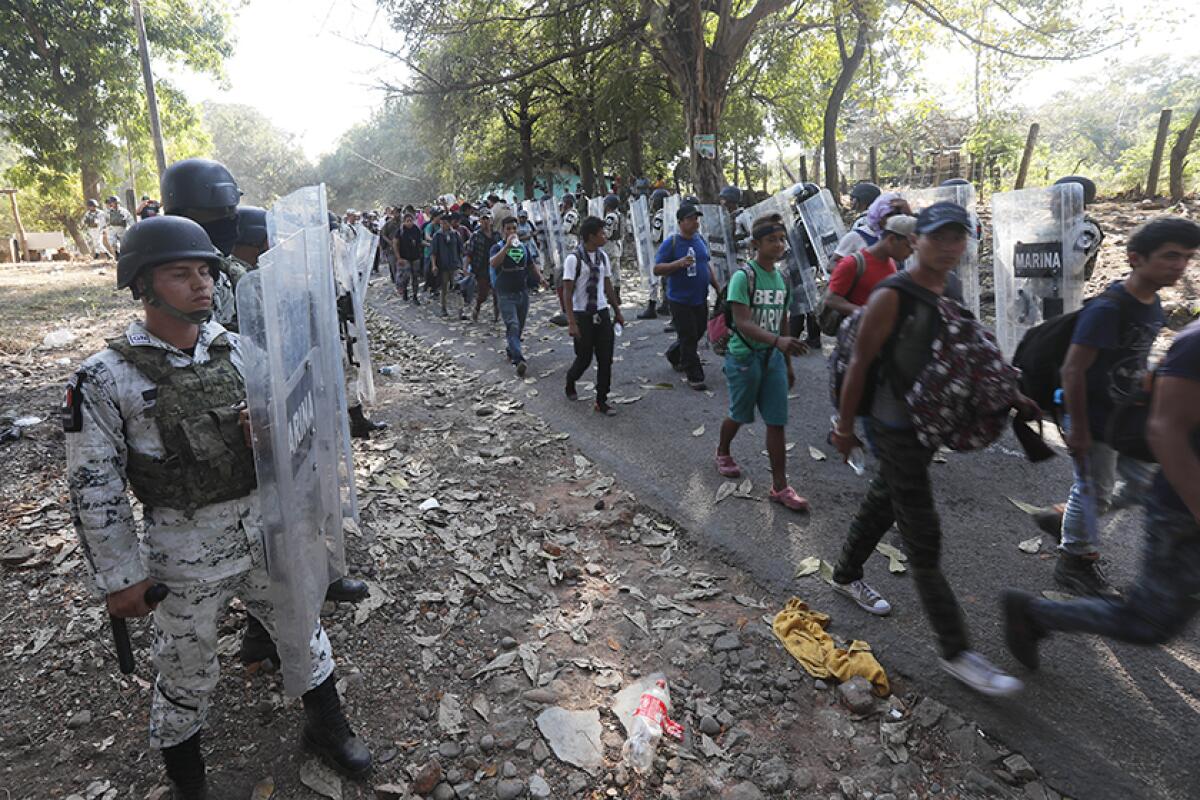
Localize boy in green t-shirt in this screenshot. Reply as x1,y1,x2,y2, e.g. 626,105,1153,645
716,213,810,511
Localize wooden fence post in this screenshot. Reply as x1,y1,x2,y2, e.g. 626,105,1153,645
869,146,878,184
799,155,808,183
2,189,29,262
1014,123,1039,190
1145,109,1173,197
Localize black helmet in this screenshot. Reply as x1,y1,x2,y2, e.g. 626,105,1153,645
940,178,971,187
1054,175,1097,205
849,182,882,205
649,188,669,211
561,193,575,207
116,216,221,290
719,186,741,205
160,158,241,215
604,194,620,211
682,194,700,206
106,195,119,203
86,199,98,208
849,182,882,206
236,206,269,247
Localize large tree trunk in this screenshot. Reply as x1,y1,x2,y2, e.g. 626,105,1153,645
685,92,724,201
822,14,869,204
519,115,536,201
60,214,89,255
628,124,645,179
578,126,596,196
1169,103,1200,202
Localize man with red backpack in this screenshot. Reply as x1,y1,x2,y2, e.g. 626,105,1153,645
828,202,1041,697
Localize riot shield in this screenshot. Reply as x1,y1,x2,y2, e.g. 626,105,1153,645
330,227,377,406
662,194,680,246
629,196,658,289
992,183,1086,357
538,199,568,276
587,196,605,221
235,219,348,697
266,185,360,530
746,191,821,314
699,204,737,285
904,184,981,317
796,189,847,276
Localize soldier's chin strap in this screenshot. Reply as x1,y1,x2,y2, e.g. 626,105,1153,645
139,279,213,325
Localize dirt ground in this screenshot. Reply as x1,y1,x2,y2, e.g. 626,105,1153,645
0,196,1193,800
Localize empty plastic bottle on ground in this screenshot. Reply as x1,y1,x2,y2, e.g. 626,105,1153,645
622,677,680,774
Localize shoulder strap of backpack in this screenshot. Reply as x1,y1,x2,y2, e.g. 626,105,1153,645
844,251,867,299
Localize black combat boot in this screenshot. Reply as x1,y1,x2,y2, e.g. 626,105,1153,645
325,577,370,603
636,299,657,319
162,732,207,800
302,673,372,778
348,405,387,439
239,614,279,667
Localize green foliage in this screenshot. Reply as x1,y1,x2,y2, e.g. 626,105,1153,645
201,101,312,206
0,0,233,199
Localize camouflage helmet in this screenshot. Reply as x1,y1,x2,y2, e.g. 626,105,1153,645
160,158,241,215
116,216,221,290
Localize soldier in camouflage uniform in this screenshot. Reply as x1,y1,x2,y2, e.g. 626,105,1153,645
65,216,371,797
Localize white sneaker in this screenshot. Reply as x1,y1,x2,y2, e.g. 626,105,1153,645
940,650,1024,697
832,579,892,616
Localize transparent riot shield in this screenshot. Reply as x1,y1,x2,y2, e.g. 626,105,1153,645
746,191,821,314
904,184,981,317
629,196,658,289
587,196,605,221
235,222,347,696
266,185,360,530
330,228,376,406
522,200,546,264
662,194,680,245
796,189,847,276
538,199,567,276
992,182,1086,357
699,204,737,285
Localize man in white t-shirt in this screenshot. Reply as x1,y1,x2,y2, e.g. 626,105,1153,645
563,215,625,416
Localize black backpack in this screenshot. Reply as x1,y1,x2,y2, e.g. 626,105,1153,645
1011,285,1136,416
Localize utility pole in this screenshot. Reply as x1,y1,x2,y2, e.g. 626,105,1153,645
131,0,167,176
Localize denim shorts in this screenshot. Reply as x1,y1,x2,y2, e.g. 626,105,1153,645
724,348,788,426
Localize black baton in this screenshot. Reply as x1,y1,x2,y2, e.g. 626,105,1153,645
112,583,170,675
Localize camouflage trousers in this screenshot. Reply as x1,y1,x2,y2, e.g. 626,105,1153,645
149,564,334,749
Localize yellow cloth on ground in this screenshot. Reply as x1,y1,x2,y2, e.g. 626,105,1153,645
772,597,890,697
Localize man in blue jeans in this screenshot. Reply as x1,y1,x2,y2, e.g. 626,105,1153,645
1005,311,1200,669
654,203,720,390
490,216,545,376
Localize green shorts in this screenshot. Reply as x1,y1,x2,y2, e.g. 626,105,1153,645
724,348,788,426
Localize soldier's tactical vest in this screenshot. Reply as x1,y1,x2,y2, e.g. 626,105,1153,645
107,208,127,227
107,337,257,513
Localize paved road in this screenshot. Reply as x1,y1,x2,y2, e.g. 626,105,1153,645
371,280,1199,800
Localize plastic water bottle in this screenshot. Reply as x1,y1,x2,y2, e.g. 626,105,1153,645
378,365,399,376
686,246,697,277
830,415,866,476
622,677,677,774
613,322,623,337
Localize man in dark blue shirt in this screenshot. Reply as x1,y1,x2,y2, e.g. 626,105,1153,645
1006,310,1200,670
489,216,545,376
654,203,721,389
1049,217,1193,596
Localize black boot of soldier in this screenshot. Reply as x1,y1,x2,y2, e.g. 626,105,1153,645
302,673,372,778
326,577,370,603
348,404,387,439
162,732,207,800
240,614,279,666
637,299,657,319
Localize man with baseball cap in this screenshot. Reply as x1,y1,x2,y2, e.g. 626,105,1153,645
653,203,721,390
828,201,1032,698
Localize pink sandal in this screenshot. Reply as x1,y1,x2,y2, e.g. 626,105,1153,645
715,454,741,478
770,486,810,512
